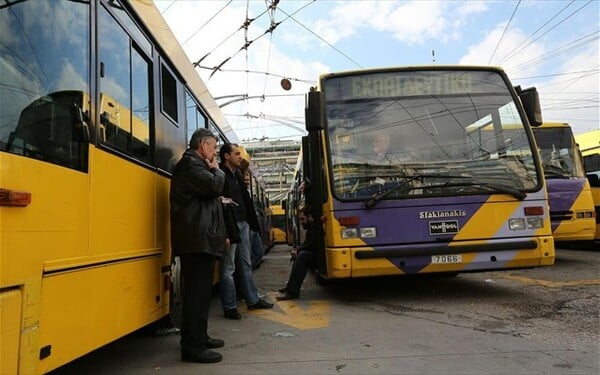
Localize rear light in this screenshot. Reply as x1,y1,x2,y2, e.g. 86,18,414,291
524,206,544,216
339,216,359,226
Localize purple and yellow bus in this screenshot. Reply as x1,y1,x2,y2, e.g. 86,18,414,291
531,122,596,242
296,66,555,281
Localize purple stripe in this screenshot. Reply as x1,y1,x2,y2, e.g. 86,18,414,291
547,179,585,231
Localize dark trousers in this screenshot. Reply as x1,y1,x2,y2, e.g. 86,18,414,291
179,252,215,353
286,250,316,296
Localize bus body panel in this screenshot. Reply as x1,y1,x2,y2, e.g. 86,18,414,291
532,122,596,242
575,130,600,241
323,191,553,277
0,289,22,375
38,256,165,374
547,178,595,241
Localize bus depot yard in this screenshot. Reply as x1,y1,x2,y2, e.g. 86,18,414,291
51,244,599,375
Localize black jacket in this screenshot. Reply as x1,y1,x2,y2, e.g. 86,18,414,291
170,149,227,257
220,164,260,243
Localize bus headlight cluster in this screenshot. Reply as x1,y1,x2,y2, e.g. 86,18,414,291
360,227,377,238
341,228,358,239
526,217,544,229
341,227,377,239
509,217,544,230
509,218,526,231
575,211,594,219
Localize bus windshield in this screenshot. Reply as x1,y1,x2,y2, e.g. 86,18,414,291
323,70,539,200
532,125,584,178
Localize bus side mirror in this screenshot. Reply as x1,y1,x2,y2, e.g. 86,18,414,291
282,199,287,210
515,86,543,127
305,90,324,131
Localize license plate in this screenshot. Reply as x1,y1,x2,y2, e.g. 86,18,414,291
432,254,462,264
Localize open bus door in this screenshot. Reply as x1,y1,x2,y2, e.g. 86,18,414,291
304,89,328,281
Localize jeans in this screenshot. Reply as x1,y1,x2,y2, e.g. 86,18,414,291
220,221,260,310
250,230,264,269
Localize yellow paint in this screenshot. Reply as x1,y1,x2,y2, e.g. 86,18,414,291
0,289,22,375
500,274,600,287
245,294,329,329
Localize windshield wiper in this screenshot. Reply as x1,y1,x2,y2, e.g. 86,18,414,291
543,164,570,179
364,174,467,209
431,181,527,200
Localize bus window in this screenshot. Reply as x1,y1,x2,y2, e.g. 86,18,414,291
0,0,90,172
99,4,152,163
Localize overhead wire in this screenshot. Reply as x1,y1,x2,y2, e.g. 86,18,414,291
488,0,521,65
498,0,594,67
495,0,575,66
510,31,599,73
182,0,232,46
278,6,362,69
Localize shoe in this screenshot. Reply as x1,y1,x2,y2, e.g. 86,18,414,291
277,286,288,293
224,308,242,320
181,349,222,363
247,298,273,310
206,337,224,349
276,292,299,301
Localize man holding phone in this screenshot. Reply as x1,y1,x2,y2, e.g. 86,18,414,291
170,128,226,363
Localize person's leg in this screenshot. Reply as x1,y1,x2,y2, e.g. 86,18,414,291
235,221,261,306
219,243,238,311
250,230,264,269
285,250,316,296
180,253,215,353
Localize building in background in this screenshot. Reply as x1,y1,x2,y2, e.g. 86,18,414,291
245,139,301,205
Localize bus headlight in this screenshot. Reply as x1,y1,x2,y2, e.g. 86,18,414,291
575,211,594,219
360,227,377,238
527,217,544,229
341,227,358,239
509,218,526,231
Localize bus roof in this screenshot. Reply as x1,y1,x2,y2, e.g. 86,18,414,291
575,130,600,153
128,1,239,143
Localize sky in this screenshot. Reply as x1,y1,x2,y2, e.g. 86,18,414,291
154,0,599,141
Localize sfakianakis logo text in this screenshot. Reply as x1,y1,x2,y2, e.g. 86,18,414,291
419,210,466,219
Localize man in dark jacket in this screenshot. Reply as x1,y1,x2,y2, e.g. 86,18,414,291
170,129,226,363
219,143,273,320
276,205,316,300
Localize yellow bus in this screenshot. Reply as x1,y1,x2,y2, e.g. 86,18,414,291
575,130,600,241
270,204,287,244
0,1,240,373
531,122,596,242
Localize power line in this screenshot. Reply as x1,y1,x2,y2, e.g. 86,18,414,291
488,0,521,65
182,0,232,46
498,0,594,67
496,0,575,66
278,7,362,69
